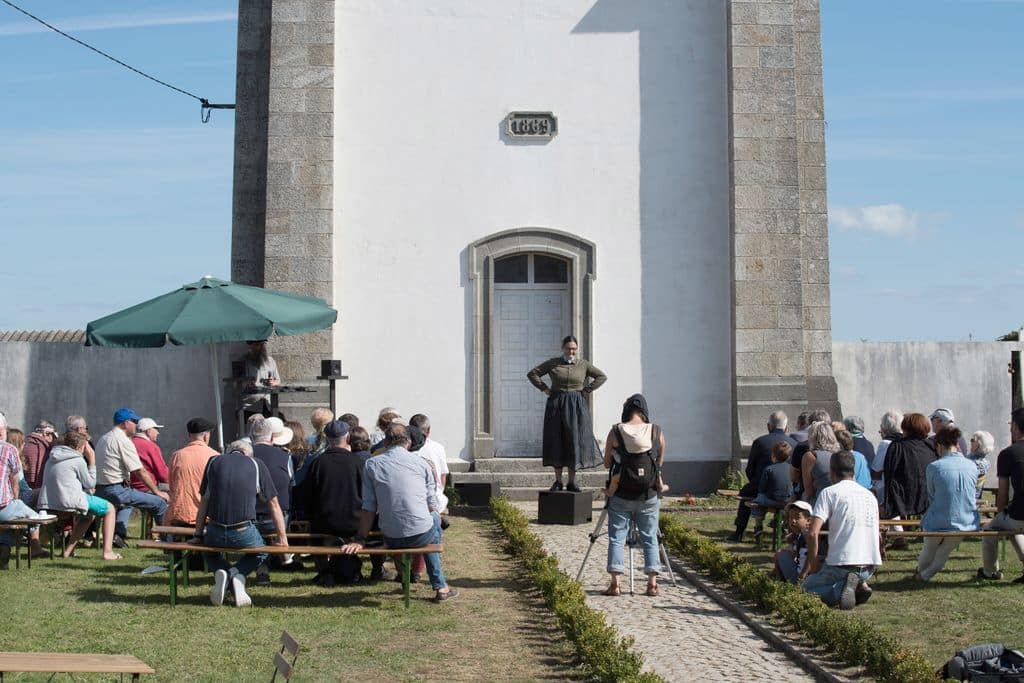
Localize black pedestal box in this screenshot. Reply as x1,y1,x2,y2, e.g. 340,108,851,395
454,482,500,507
538,490,594,525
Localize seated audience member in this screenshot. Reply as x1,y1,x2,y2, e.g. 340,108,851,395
913,426,979,581
94,408,169,545
38,431,121,560
967,430,994,499
790,409,831,501
349,426,372,464
369,407,401,452
339,413,360,430
749,441,794,540
129,417,169,536
252,417,294,585
8,427,49,559
928,408,969,456
1,415,52,568
728,411,795,541
305,407,334,453
772,501,812,583
300,420,366,586
802,451,881,609
802,421,841,505
166,419,219,527
834,427,873,490
871,410,903,504
790,412,810,444
130,418,168,493
843,415,876,465
883,413,937,522
978,408,1024,582
340,423,457,602
190,439,288,607
21,421,58,494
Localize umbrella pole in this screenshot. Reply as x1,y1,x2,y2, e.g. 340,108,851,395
210,343,225,450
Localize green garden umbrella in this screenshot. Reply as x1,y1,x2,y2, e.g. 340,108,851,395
86,276,338,447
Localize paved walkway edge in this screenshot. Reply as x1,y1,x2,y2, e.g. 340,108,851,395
666,557,845,683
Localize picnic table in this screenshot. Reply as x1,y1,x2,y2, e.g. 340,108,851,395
0,652,154,682
0,515,59,569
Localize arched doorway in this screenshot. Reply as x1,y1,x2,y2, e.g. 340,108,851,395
468,228,596,459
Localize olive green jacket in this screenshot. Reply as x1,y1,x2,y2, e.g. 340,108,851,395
527,357,607,394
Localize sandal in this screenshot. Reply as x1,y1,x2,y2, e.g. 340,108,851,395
103,553,123,561
645,584,659,597
549,481,564,492
602,584,621,596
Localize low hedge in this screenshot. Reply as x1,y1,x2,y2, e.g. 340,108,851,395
659,514,938,683
490,496,664,683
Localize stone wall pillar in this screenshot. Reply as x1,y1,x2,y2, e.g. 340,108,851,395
729,0,840,451
231,0,335,381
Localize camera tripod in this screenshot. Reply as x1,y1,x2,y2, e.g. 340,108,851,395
576,503,677,595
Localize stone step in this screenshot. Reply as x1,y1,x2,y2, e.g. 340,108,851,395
447,460,472,474
474,457,603,473
497,487,607,502
453,471,608,488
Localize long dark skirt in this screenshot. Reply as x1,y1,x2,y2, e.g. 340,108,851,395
542,390,601,469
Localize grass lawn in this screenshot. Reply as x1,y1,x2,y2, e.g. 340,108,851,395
0,510,580,682
669,506,1024,668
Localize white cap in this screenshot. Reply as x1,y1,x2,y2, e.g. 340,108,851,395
137,418,164,431
930,408,955,424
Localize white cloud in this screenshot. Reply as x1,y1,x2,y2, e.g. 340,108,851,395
0,11,236,37
829,204,923,238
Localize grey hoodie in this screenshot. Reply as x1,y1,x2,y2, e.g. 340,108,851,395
37,445,95,513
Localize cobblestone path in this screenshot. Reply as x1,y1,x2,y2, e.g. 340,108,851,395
519,502,816,682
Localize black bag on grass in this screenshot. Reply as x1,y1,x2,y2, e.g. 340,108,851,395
944,643,1024,682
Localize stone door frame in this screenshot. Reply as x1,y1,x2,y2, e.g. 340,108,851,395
467,228,596,460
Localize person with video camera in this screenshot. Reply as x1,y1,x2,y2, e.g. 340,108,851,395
602,394,665,597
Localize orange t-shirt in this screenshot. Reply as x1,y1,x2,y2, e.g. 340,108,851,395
166,441,218,525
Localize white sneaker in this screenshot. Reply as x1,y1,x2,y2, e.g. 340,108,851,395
232,575,252,607
210,569,228,606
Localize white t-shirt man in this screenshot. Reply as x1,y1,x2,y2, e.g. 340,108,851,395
811,479,881,567
418,438,449,513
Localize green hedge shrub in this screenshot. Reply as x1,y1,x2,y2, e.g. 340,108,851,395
490,496,664,683
659,514,938,683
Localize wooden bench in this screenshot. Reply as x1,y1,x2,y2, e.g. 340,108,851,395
743,501,787,551
137,540,443,608
0,515,59,569
0,652,154,682
151,525,346,541
883,529,1020,564
715,489,740,498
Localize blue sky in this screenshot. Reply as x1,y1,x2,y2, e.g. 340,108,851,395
0,1,1021,341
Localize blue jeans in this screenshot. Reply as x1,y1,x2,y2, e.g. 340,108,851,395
606,494,661,575
750,493,786,519
95,484,167,537
802,564,874,606
0,499,39,546
204,522,267,579
777,552,799,583
386,512,445,590
255,513,289,573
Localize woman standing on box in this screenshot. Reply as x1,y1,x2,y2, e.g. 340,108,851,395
527,335,607,492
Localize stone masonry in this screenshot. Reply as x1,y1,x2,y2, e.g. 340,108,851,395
730,0,841,449
231,0,334,381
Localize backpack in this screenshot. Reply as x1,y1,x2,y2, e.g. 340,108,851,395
945,644,1024,682
614,424,661,499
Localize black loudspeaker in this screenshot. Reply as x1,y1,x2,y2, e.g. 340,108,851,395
538,490,594,525
231,360,246,378
454,482,500,507
321,359,343,377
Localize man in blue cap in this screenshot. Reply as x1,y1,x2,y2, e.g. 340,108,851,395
94,407,169,546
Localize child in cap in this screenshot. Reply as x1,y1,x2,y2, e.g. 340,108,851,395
772,500,812,583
